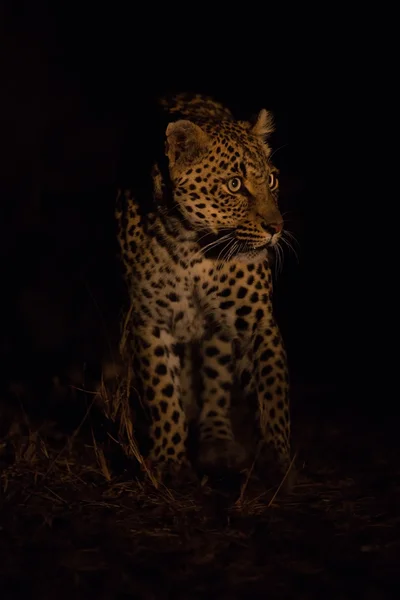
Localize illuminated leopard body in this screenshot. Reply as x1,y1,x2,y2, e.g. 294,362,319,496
116,93,292,484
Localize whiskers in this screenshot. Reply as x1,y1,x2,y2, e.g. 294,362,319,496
189,230,236,263
272,241,285,277
269,143,289,161
216,238,243,266
188,229,248,268
281,230,300,263
271,229,300,278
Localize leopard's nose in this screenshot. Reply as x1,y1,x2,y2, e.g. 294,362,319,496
260,220,283,234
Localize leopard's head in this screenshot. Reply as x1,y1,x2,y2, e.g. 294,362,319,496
164,110,283,258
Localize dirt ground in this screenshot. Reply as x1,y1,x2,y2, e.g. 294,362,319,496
0,389,399,600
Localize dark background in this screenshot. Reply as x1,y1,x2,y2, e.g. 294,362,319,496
1,4,371,418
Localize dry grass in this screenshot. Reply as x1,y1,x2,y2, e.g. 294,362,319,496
1,383,399,599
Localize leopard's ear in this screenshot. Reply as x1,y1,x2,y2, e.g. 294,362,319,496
165,120,209,168
251,109,275,140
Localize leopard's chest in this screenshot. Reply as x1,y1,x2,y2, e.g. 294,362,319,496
169,290,206,343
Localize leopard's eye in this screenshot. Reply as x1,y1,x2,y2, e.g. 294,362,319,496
268,172,279,191
227,176,243,193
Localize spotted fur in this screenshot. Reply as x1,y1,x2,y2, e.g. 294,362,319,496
116,93,292,482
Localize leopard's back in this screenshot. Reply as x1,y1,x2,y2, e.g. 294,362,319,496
159,92,234,122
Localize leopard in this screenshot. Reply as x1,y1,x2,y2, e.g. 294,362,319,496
116,93,293,487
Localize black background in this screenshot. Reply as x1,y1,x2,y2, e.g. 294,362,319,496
0,3,375,417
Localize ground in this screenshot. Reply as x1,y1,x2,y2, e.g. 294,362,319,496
0,386,398,599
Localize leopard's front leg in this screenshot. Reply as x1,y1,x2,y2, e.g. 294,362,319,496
236,319,293,491
132,326,188,467
197,331,247,472
251,320,291,470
